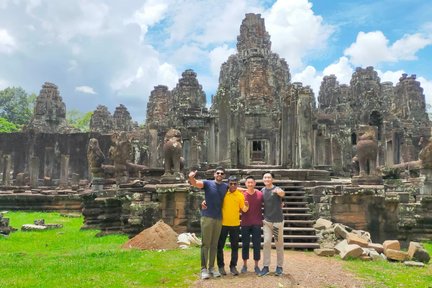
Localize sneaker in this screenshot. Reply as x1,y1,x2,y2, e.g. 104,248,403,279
209,267,221,278
259,266,269,277
241,265,247,273
218,266,227,276
275,266,283,276
230,266,239,276
254,266,261,275
201,268,210,280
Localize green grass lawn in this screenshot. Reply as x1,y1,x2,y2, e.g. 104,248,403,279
2,212,431,288
345,242,432,288
0,212,200,288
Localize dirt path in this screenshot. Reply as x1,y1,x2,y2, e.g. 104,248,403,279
193,250,371,288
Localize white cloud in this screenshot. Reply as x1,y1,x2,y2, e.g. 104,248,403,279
0,78,10,89
264,0,335,69
344,31,432,66
209,45,236,76
292,65,322,96
27,1,110,43
322,56,353,85
126,0,169,42
418,76,432,108
377,69,405,85
0,28,17,53
75,85,96,94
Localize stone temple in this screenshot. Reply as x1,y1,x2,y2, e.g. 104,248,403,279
0,13,431,248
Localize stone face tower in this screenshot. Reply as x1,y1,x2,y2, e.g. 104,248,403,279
26,82,70,133
211,13,306,168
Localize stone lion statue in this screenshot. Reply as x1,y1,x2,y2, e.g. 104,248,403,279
163,128,183,177
87,138,105,178
356,125,378,177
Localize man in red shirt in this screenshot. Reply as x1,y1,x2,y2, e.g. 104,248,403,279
240,175,264,275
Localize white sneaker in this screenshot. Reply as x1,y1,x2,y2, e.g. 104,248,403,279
201,268,210,280
209,268,221,277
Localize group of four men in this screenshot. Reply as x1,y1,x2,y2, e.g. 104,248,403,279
188,167,285,280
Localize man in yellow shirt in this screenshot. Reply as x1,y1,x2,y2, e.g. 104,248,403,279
216,176,249,276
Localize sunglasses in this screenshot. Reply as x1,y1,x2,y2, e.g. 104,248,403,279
229,182,237,186
216,172,225,175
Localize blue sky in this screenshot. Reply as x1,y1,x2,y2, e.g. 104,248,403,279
0,0,431,123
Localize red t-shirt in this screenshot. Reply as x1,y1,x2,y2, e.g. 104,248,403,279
241,189,263,226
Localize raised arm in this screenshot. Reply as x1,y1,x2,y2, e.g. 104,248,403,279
188,170,204,189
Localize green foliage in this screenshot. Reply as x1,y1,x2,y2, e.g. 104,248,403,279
0,87,33,126
381,166,402,179
67,109,93,132
0,212,199,288
0,117,19,132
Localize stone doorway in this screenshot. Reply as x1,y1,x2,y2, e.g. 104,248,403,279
250,140,266,163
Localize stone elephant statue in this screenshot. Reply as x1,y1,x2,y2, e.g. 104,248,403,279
163,128,183,177
356,126,378,176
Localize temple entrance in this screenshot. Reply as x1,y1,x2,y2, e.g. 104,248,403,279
250,140,266,163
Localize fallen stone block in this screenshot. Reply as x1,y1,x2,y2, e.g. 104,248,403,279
404,261,425,267
369,250,387,261
334,239,348,254
359,255,372,261
313,218,333,230
408,242,430,263
367,243,384,254
21,224,47,231
385,249,408,262
347,232,369,247
340,244,363,260
383,240,400,252
334,224,349,239
314,248,335,257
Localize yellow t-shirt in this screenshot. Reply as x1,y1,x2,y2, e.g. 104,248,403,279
222,189,245,226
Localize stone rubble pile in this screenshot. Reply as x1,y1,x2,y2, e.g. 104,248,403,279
0,211,16,236
313,218,430,267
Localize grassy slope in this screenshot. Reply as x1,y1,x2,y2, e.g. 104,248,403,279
0,212,199,288
344,242,432,288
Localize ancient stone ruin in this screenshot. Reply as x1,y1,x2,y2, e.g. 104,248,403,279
0,13,431,251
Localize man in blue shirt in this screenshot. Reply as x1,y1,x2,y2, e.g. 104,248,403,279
189,167,228,280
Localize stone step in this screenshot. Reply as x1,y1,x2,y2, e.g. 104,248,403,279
283,227,316,232
285,213,312,218
283,234,319,240
284,195,307,200
284,219,315,225
283,207,310,212
284,201,308,206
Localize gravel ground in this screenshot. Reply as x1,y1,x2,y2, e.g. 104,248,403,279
193,250,371,288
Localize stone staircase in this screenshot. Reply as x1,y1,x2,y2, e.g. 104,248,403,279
254,180,320,250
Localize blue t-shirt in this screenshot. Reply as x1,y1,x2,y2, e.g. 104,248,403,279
202,180,228,219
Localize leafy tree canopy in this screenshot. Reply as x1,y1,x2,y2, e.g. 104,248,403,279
67,109,93,132
0,87,34,126
0,117,19,133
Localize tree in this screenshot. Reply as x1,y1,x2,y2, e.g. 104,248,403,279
0,117,19,132
0,87,33,126
67,109,93,132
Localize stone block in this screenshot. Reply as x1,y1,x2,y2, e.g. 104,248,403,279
383,240,400,252
407,242,421,258
369,250,387,261
407,242,431,264
340,244,363,260
385,249,408,261
334,224,349,239
334,239,348,254
314,248,335,257
367,243,384,254
313,218,333,230
347,232,369,247
404,261,425,267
